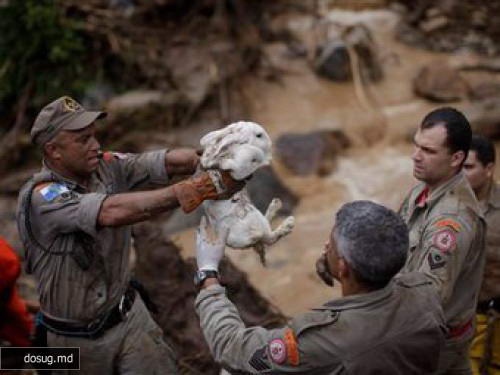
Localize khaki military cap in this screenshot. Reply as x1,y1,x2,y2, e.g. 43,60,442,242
31,96,106,146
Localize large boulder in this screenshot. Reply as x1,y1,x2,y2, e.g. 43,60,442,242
461,98,500,139
413,62,469,102
468,82,500,102
314,24,383,83
275,129,350,176
247,166,299,216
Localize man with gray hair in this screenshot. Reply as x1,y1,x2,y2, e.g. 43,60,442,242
194,200,446,374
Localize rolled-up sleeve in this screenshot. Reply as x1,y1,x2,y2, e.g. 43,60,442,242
110,149,169,189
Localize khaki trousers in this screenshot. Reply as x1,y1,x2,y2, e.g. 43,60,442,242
48,296,178,374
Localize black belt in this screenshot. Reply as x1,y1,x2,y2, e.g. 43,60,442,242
40,285,136,339
477,296,500,314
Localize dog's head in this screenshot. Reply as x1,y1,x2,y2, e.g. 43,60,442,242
218,144,269,180
200,121,272,177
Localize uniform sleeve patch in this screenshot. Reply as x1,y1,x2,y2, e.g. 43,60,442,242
103,151,130,163
284,329,300,366
103,151,114,162
39,183,69,202
435,219,461,232
269,338,287,364
432,229,457,253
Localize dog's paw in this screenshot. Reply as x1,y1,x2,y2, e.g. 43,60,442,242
269,198,282,211
282,216,295,232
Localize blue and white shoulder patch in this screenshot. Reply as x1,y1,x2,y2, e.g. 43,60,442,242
39,183,69,202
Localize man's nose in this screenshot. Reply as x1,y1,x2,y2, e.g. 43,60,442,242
90,137,100,151
412,148,421,162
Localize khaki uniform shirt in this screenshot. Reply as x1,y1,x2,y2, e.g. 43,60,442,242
16,150,168,323
398,172,486,341
196,272,446,374
478,181,500,302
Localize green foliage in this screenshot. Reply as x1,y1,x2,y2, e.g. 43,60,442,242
0,0,90,115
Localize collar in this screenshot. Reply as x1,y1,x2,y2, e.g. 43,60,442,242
41,160,99,192
315,282,394,312
426,172,465,205
314,272,430,312
409,172,466,212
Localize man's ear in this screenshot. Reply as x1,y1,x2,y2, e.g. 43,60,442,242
338,258,350,280
486,162,495,179
44,142,62,160
451,150,465,168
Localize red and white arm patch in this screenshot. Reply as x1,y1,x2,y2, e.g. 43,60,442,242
432,229,457,253
268,329,300,366
269,338,287,364
102,151,130,163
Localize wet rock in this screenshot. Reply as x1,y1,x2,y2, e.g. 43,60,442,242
413,63,469,102
314,24,383,83
462,98,500,139
132,221,287,374
106,90,176,113
395,0,500,55
315,40,351,82
164,42,246,107
275,130,351,176
419,15,449,33
97,90,188,150
469,82,500,102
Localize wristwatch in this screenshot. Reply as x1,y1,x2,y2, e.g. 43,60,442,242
194,269,219,288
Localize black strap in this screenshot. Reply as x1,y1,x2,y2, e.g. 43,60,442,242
22,177,67,256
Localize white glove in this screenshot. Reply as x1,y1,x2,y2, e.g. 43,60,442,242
196,216,229,271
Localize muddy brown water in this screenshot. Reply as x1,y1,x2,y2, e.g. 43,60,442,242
173,9,500,315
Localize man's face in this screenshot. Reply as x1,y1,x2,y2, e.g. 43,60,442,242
412,125,463,187
48,124,101,178
464,150,493,193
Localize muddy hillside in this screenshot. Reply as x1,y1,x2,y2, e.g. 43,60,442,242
2,0,500,373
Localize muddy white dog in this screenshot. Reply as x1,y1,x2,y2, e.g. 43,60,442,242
200,121,295,265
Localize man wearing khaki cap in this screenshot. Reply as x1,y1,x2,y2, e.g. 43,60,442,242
16,96,244,374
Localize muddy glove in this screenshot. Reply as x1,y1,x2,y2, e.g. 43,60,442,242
316,253,334,287
196,216,229,271
173,170,245,213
